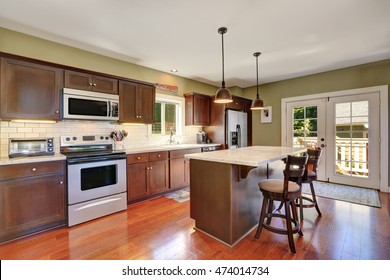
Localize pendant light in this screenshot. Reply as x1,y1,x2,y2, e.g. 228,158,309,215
250,52,265,110
214,27,233,104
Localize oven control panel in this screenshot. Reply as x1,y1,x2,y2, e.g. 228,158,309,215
61,135,111,147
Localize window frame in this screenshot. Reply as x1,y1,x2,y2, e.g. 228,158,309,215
150,93,184,136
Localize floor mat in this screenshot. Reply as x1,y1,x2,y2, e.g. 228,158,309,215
302,181,381,208
164,187,190,202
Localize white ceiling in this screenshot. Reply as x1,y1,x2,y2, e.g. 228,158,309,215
1,0,390,88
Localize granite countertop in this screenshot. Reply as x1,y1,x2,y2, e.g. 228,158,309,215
124,143,220,154
0,153,67,166
184,146,306,167
0,143,222,165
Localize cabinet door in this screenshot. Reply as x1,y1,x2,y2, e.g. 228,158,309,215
0,174,66,242
225,95,244,110
65,70,118,94
127,162,148,202
0,58,62,120
148,160,169,194
64,70,93,91
137,84,155,123
92,75,118,94
119,80,138,122
119,81,155,123
193,94,210,125
169,158,187,189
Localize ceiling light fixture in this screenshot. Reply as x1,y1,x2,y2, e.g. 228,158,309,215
214,27,233,104
250,52,265,110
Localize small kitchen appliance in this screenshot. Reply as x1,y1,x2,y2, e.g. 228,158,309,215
9,138,54,158
197,131,208,144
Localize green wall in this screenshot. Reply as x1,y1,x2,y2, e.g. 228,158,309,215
243,59,390,146
0,27,218,96
1,26,389,152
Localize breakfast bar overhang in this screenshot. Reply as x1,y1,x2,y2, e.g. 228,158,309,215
185,146,305,247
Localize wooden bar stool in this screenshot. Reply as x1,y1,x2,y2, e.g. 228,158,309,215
295,148,322,220
254,154,308,254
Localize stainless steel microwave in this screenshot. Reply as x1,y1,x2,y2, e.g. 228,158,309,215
62,88,119,121
9,138,54,158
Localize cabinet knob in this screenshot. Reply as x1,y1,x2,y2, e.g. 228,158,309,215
89,82,93,86
137,156,141,160
93,83,97,87
55,110,59,114
59,181,64,185
150,166,153,170
31,168,37,172
157,154,161,157
146,166,150,170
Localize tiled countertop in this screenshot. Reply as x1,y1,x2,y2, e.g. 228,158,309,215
184,146,306,167
0,143,221,165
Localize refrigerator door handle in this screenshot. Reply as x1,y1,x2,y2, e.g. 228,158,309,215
236,124,241,148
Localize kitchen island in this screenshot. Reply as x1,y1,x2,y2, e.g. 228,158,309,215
185,146,305,247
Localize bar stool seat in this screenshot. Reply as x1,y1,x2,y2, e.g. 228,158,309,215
254,154,308,254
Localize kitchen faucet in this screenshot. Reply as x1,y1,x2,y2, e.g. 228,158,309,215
169,127,175,144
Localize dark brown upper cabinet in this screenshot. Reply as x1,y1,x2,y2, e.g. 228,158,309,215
118,80,155,123
184,92,211,126
225,95,245,111
0,58,63,121
64,70,118,94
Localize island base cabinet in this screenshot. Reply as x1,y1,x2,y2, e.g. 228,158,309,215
0,174,65,243
190,159,269,247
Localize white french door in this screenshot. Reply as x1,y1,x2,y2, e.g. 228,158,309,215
326,93,380,188
285,92,380,189
286,99,326,181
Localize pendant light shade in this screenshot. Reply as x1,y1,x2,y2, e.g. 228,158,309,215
250,52,265,110
214,27,233,104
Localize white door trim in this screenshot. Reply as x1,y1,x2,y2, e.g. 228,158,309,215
281,85,388,193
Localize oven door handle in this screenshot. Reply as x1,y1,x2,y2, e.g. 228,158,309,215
67,154,126,165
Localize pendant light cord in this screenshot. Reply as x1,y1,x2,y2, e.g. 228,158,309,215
221,31,225,88
256,54,259,98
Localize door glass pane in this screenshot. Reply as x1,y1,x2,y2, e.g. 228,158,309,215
292,105,318,148
335,100,369,178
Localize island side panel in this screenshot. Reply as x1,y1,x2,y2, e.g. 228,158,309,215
190,159,233,245
231,165,268,244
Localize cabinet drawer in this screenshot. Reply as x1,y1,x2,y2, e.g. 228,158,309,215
169,148,202,159
0,161,65,181
149,151,168,161
127,153,149,164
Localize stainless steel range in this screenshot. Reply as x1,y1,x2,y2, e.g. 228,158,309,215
60,134,127,227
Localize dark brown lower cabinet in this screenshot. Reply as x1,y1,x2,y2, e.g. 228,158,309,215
169,148,201,190
0,161,66,243
127,152,169,203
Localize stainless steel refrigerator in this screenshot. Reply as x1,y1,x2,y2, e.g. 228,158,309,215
226,110,248,148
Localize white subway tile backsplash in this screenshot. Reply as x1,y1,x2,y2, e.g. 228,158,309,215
0,120,200,157
17,128,33,133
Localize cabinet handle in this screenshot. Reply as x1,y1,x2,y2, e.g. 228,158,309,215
31,168,37,172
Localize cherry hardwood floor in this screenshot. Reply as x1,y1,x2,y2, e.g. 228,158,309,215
0,192,389,260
